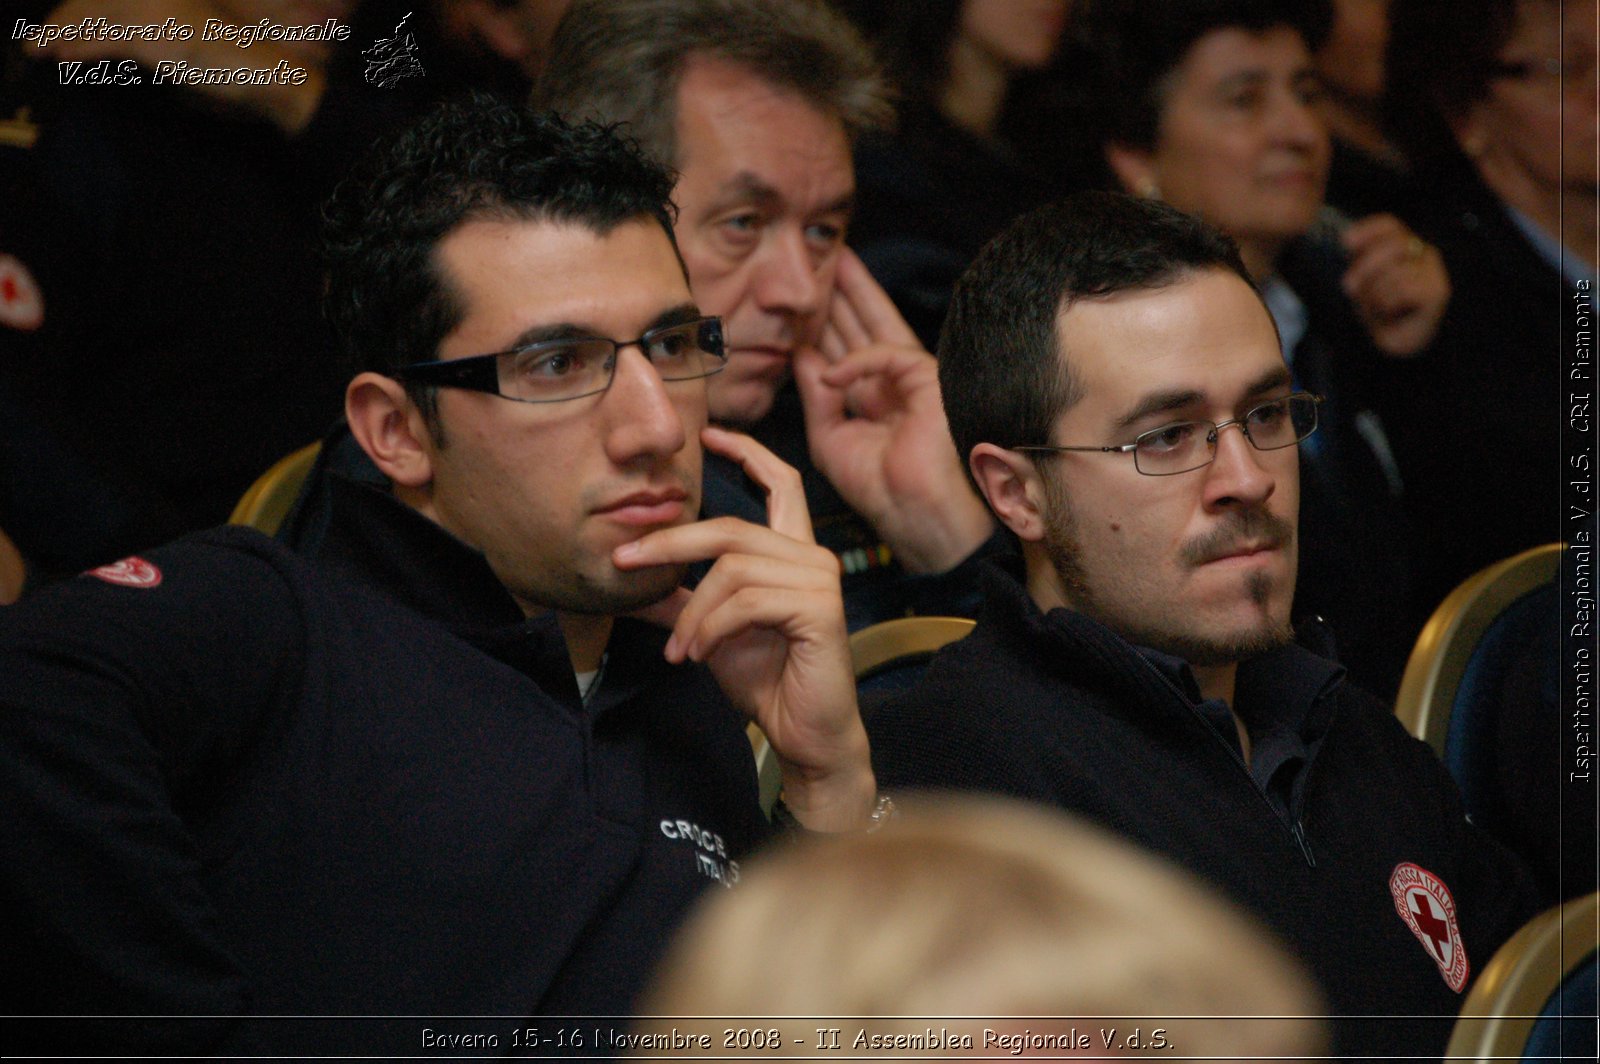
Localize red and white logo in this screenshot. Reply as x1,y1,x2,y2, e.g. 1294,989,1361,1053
86,557,163,589
0,253,44,332
1390,861,1470,992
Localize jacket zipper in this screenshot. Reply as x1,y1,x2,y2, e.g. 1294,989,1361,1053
1138,657,1318,867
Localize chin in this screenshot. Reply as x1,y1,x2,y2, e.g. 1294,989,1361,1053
518,562,689,618
707,378,782,427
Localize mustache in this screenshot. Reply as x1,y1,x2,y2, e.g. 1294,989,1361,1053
1180,509,1295,567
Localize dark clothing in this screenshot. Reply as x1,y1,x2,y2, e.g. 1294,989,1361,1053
1276,238,1419,700
0,31,428,581
1323,137,1431,225
851,104,1058,348
1374,179,1568,615
1,474,764,1056
705,381,999,630
868,561,1541,1062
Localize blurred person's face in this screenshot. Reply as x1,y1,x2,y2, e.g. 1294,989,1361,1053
1456,0,1599,204
958,0,1071,72
1016,269,1300,665
1107,27,1330,278
670,56,855,426
1316,0,1390,106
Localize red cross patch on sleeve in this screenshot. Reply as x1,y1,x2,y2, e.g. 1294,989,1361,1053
0,253,44,332
86,557,163,589
1390,861,1470,992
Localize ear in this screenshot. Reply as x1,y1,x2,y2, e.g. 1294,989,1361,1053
970,443,1048,543
1105,141,1159,198
345,372,436,491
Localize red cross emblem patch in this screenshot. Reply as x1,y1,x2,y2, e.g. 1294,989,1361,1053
1390,862,1469,992
86,557,163,589
0,253,44,332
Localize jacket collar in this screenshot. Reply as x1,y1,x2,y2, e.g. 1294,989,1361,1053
307,473,682,715
978,557,1346,731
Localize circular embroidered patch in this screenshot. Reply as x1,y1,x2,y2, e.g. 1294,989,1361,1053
1390,861,1470,992
87,557,163,589
0,253,44,332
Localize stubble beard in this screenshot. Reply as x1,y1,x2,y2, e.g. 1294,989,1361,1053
1040,481,1296,667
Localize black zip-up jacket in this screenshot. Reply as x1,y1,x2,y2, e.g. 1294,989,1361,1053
868,563,1540,1061
1,476,765,1056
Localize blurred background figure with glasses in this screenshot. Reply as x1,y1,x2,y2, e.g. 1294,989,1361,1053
1380,0,1592,617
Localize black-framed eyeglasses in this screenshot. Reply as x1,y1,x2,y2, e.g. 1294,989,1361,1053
1014,392,1322,476
394,315,726,404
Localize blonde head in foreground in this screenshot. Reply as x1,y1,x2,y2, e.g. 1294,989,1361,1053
641,794,1326,1060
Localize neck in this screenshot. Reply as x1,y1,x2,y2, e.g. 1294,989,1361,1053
1192,662,1251,762
941,35,1009,139
1479,156,1600,271
556,612,613,674
1237,237,1285,282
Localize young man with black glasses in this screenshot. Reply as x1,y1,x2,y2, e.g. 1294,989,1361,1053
867,193,1539,1061
1,96,876,1056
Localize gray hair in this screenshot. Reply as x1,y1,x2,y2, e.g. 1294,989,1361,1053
536,0,893,167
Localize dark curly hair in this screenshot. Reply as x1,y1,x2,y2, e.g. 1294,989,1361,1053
322,93,681,423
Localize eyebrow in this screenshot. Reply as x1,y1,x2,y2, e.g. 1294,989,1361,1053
499,301,703,352
1113,366,1293,430
713,171,855,218
1212,63,1320,96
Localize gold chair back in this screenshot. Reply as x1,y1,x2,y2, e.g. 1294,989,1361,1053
1445,891,1598,1061
1394,543,1561,756
228,443,322,536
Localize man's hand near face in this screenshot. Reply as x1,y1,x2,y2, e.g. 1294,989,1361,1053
616,426,875,833
792,249,995,574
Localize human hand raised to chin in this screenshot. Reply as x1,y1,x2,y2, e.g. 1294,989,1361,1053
616,425,875,833
1340,213,1450,358
792,248,993,574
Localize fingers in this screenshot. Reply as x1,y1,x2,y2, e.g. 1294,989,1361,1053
1339,214,1448,356
1340,215,1438,299
612,429,816,568
824,276,873,355
626,585,691,632
658,553,839,662
701,425,814,542
816,343,935,391
793,345,849,431
829,248,922,348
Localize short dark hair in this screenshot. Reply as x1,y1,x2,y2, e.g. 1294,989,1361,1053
938,192,1254,491
1066,0,1333,153
535,0,892,168
321,93,680,424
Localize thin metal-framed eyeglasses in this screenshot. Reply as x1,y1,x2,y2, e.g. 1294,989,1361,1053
1014,392,1322,476
394,315,726,404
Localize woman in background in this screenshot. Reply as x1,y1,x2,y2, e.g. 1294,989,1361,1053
844,0,1074,345
1382,0,1592,613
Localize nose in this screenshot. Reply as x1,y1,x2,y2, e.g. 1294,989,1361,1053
1274,90,1327,152
751,226,824,321
1201,421,1277,510
601,346,689,464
